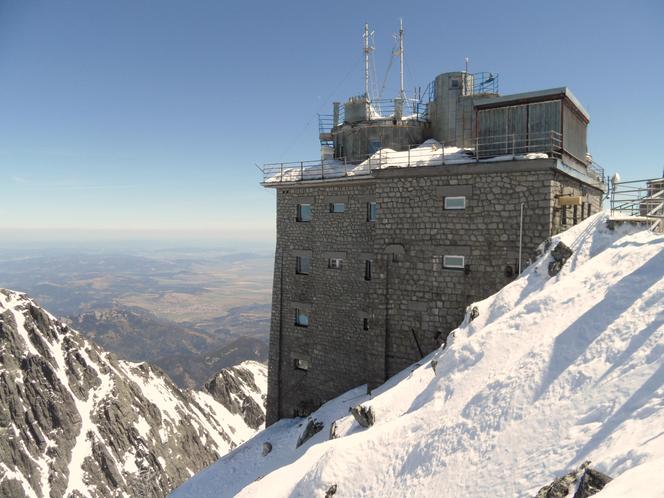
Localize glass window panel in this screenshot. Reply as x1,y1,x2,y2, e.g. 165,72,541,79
443,255,465,269
444,196,466,210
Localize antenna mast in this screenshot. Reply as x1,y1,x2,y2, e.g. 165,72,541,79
398,19,405,100
363,22,374,100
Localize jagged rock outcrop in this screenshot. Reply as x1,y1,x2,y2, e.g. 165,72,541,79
547,241,574,276
296,418,324,448
204,361,267,429
534,462,612,498
350,404,375,428
0,289,267,498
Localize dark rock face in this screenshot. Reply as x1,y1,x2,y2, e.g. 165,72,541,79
325,484,338,497
351,405,375,428
573,467,613,498
535,462,612,498
0,289,267,498
262,442,272,456
204,362,267,429
296,418,324,448
548,241,574,277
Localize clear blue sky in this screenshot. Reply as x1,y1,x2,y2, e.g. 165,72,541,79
1,0,662,244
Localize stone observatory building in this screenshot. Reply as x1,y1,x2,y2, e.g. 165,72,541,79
260,24,606,424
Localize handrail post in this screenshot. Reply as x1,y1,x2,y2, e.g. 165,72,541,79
379,148,382,169
475,137,479,162
512,133,515,156
442,142,445,165
344,157,347,177
300,161,304,181
280,163,284,182
408,145,411,167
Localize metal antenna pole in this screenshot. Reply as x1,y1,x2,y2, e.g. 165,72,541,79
363,22,370,100
399,19,405,100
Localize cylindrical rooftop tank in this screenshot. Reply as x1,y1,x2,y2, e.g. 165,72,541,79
428,72,475,148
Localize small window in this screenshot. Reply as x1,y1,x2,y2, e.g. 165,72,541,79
587,204,592,217
297,203,312,222
367,202,377,222
444,196,466,210
364,260,372,281
294,309,309,327
362,318,369,331
581,202,586,220
443,255,465,269
328,258,343,270
294,358,309,371
296,255,310,275
573,205,578,225
561,206,567,225
329,202,345,213
450,79,460,89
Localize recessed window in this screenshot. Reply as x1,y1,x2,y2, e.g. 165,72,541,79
364,260,372,281
296,255,310,275
443,255,465,269
328,258,343,270
297,203,312,222
329,202,345,213
561,206,567,225
294,358,310,371
587,204,592,217
362,318,369,331
367,202,378,222
444,196,466,210
573,205,578,225
450,79,460,89
294,309,309,327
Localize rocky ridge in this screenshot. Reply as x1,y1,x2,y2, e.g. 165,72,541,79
0,289,267,498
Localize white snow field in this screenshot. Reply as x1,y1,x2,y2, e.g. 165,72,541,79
171,212,664,498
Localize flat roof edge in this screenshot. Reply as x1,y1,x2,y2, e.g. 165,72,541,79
475,87,590,121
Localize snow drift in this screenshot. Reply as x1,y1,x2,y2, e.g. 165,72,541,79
172,212,664,498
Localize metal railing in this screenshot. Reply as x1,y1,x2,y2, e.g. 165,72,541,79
318,98,429,135
610,178,664,232
261,130,574,184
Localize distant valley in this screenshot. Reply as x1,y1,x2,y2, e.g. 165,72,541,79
0,246,273,387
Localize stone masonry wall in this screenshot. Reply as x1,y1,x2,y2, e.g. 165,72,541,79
266,159,604,424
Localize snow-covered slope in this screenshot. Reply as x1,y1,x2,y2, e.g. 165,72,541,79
172,212,664,498
0,289,267,498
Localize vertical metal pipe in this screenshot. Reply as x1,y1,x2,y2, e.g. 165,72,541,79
518,202,524,274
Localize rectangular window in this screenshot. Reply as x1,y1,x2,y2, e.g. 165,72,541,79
328,258,343,270
581,202,586,220
364,260,372,281
294,309,309,327
587,203,592,217
296,255,310,275
294,358,309,371
443,255,465,269
573,205,578,225
367,202,377,222
296,203,312,222
329,202,345,213
363,318,369,331
444,196,466,210
561,206,567,225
